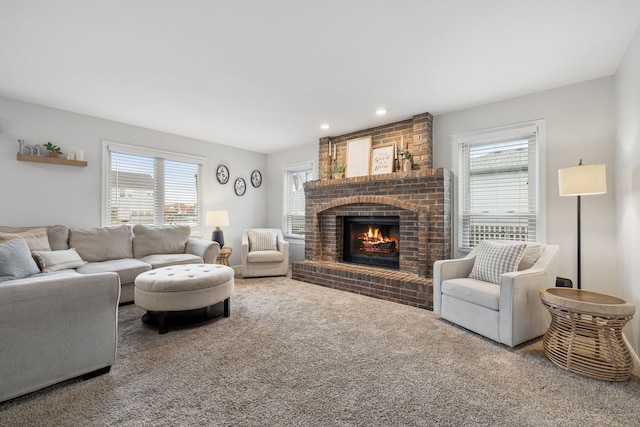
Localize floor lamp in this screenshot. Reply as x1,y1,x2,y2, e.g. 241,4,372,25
206,210,229,248
558,160,607,289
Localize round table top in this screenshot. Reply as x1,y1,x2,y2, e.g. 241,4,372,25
539,287,635,316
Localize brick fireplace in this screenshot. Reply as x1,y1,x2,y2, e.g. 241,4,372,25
291,113,452,310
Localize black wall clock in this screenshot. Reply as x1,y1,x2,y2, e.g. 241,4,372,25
251,170,262,188
216,165,229,184
234,177,246,196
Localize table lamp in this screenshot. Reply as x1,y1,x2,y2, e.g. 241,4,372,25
558,160,606,289
206,210,229,248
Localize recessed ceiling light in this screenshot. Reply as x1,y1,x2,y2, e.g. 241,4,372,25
376,108,387,115
321,124,330,130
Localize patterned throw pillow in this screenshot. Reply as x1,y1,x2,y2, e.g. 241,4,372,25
248,229,278,252
469,241,527,285
0,228,51,251
0,237,41,282
32,248,87,272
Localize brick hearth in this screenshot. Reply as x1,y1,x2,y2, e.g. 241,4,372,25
291,113,452,310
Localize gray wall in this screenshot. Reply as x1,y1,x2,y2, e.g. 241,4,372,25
614,23,640,358
434,77,616,295
0,96,267,266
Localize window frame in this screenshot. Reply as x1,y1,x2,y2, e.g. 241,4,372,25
454,120,546,257
282,160,314,240
101,141,205,236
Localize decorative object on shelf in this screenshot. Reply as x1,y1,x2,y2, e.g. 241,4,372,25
250,170,262,188
371,145,394,175
558,159,607,289
206,210,229,248
346,136,372,178
234,177,246,196
18,139,35,155
76,149,84,161
216,164,230,184
398,148,413,172
43,142,62,158
330,162,345,179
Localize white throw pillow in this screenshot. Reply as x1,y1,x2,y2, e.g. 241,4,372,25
32,248,87,272
248,229,278,252
469,241,527,285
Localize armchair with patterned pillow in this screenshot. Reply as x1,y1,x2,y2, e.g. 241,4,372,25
241,228,289,278
433,240,559,347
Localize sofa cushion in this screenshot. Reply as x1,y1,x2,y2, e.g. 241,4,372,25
132,224,190,259
247,250,284,263
32,248,87,273
70,225,133,262
0,228,51,251
76,258,151,285
46,225,70,250
247,229,278,252
0,237,41,282
441,277,501,311
138,253,203,269
469,241,527,285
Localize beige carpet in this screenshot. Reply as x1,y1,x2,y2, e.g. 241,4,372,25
1,275,639,426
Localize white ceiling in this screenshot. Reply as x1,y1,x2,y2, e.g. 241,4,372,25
1,1,639,154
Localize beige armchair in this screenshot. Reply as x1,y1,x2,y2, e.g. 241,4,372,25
241,228,289,278
433,240,559,347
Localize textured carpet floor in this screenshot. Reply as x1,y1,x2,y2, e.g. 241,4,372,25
1,276,639,426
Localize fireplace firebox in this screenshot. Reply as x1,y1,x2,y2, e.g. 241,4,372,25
343,216,400,269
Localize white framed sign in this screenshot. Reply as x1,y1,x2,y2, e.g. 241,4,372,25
371,145,394,175
346,136,372,178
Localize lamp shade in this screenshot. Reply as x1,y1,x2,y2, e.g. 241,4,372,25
558,164,607,196
206,210,229,227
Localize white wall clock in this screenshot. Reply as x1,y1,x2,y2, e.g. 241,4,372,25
216,165,229,184
251,170,262,188
234,177,246,196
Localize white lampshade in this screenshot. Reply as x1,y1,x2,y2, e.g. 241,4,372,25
206,210,229,227
558,164,607,196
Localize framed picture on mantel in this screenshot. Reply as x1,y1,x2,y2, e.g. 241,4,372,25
346,136,372,178
371,145,394,175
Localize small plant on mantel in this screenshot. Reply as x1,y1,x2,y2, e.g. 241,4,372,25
397,148,412,161
43,142,63,158
330,162,346,179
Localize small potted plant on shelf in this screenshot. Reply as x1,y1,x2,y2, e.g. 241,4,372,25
43,142,63,158
398,148,413,172
331,162,346,179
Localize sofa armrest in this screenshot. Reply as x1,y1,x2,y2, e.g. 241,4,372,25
432,256,476,315
277,236,290,260
498,246,559,346
0,272,120,402
186,238,220,264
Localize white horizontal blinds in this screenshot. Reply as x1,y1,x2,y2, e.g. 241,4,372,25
107,147,202,235
460,127,537,249
284,165,312,237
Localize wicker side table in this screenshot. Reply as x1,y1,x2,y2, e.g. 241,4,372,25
539,287,635,382
217,247,232,266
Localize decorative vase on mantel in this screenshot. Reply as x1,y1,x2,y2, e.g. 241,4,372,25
332,172,344,179
403,158,412,172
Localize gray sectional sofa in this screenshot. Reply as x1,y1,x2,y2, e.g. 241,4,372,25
0,224,220,402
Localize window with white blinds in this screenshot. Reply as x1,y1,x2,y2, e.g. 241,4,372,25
104,142,204,236
458,124,539,252
283,161,313,238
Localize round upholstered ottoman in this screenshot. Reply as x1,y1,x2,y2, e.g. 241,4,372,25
134,264,234,334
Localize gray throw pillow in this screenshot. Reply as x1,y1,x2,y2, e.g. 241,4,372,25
69,225,133,262
0,237,41,282
469,241,527,285
132,224,190,258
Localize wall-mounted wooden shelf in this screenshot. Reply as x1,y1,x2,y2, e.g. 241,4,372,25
17,153,87,167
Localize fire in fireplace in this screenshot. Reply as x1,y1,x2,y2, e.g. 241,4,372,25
343,216,400,269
